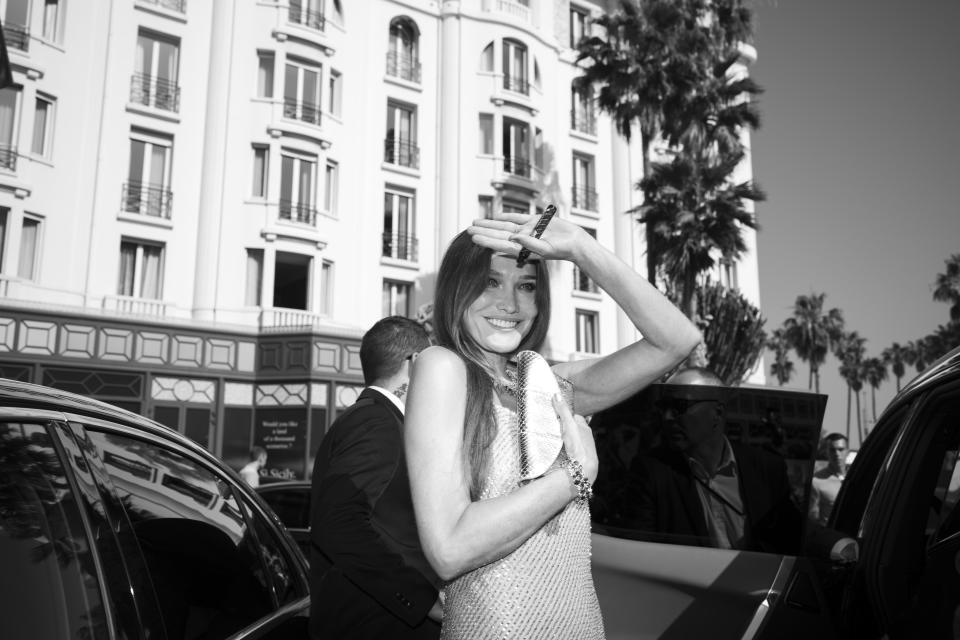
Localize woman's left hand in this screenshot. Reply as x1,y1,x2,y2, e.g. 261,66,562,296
468,212,589,264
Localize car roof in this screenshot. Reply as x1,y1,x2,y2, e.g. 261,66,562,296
880,345,960,417
0,376,213,460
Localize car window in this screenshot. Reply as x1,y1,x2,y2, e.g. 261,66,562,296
85,430,281,640
259,486,310,530
236,492,304,605
0,422,109,640
915,385,960,547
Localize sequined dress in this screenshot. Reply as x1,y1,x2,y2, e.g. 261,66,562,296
440,401,606,640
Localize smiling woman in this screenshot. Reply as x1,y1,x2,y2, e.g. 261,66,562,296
403,211,701,639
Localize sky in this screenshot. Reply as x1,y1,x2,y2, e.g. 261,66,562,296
748,0,960,447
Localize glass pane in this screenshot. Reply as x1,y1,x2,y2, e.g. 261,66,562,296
156,39,179,83
0,422,108,640
258,54,274,99
17,219,38,279
252,147,267,198
297,159,312,205
118,242,135,295
283,64,298,103
280,155,294,202
246,249,263,306
149,143,166,187
139,244,162,299
86,431,281,637
4,0,28,24
479,115,493,154
301,68,319,109
128,140,145,183
136,34,154,76
0,208,7,270
31,99,48,155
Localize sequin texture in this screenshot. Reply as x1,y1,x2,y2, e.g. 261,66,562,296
440,401,606,639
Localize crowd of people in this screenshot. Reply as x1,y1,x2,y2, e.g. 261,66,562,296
284,210,854,639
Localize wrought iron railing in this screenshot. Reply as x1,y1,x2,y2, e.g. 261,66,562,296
130,73,181,113
503,155,532,178
138,0,187,12
279,199,318,225
2,23,28,52
572,186,598,211
571,108,597,136
383,138,420,169
382,232,418,262
385,51,421,83
122,182,173,218
0,145,17,171
288,2,325,31
503,74,530,95
283,98,322,126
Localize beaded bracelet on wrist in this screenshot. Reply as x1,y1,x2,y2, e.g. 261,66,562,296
562,457,593,505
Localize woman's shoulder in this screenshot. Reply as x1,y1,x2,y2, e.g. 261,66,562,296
415,345,467,377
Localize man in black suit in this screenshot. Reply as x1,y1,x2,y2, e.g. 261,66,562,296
626,367,803,554
309,316,440,639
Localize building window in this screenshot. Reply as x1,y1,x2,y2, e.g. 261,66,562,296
0,207,6,271
3,0,29,52
573,228,599,293
576,309,599,354
382,280,412,318
479,114,494,155
273,251,312,310
31,94,54,158
283,58,322,125
124,130,173,219
245,249,263,306
328,69,342,116
480,42,494,72
479,196,493,219
279,150,317,225
257,51,275,99
382,189,416,261
534,127,544,172
502,39,529,95
288,0,325,31
132,31,181,113
571,83,596,135
386,17,421,83
17,216,39,280
572,153,597,211
503,117,530,177
0,86,21,171
502,200,528,215
570,6,589,48
319,260,333,315
118,240,164,299
252,145,269,199
323,160,338,214
42,0,62,43
384,101,418,169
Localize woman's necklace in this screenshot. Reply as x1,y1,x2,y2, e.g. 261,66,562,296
494,364,519,397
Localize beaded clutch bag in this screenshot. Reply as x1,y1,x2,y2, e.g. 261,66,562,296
515,350,565,481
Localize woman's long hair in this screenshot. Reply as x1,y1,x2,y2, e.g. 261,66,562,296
433,231,551,498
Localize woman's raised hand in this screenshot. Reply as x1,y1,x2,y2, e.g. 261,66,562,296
552,394,598,484
468,212,590,264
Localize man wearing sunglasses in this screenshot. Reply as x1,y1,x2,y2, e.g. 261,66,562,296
627,367,803,553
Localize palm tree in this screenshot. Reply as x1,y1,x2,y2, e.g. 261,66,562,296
933,253,960,324
638,150,762,317
783,293,844,394
881,342,909,392
766,327,794,386
576,0,761,285
862,356,888,422
834,330,866,440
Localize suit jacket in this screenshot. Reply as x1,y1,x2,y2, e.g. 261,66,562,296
309,388,440,640
623,442,803,555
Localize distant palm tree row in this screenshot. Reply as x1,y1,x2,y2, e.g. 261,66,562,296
766,254,960,442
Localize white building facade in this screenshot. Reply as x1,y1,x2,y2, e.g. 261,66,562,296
0,0,761,479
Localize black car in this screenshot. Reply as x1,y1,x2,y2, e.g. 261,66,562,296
0,378,310,640
257,481,312,560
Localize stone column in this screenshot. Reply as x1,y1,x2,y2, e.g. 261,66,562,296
437,1,462,254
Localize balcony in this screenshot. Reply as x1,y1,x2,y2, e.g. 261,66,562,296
279,199,318,226
483,0,531,24
122,182,173,219
288,2,325,31
130,73,181,113
382,232,418,262
138,0,187,12
283,98,321,126
383,138,420,170
386,51,421,84
3,23,28,52
102,294,170,318
503,155,532,179
572,186,598,211
571,109,597,136
503,74,530,96
0,145,17,171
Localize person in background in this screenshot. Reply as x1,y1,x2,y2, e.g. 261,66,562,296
809,433,849,526
309,316,440,640
239,446,266,488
